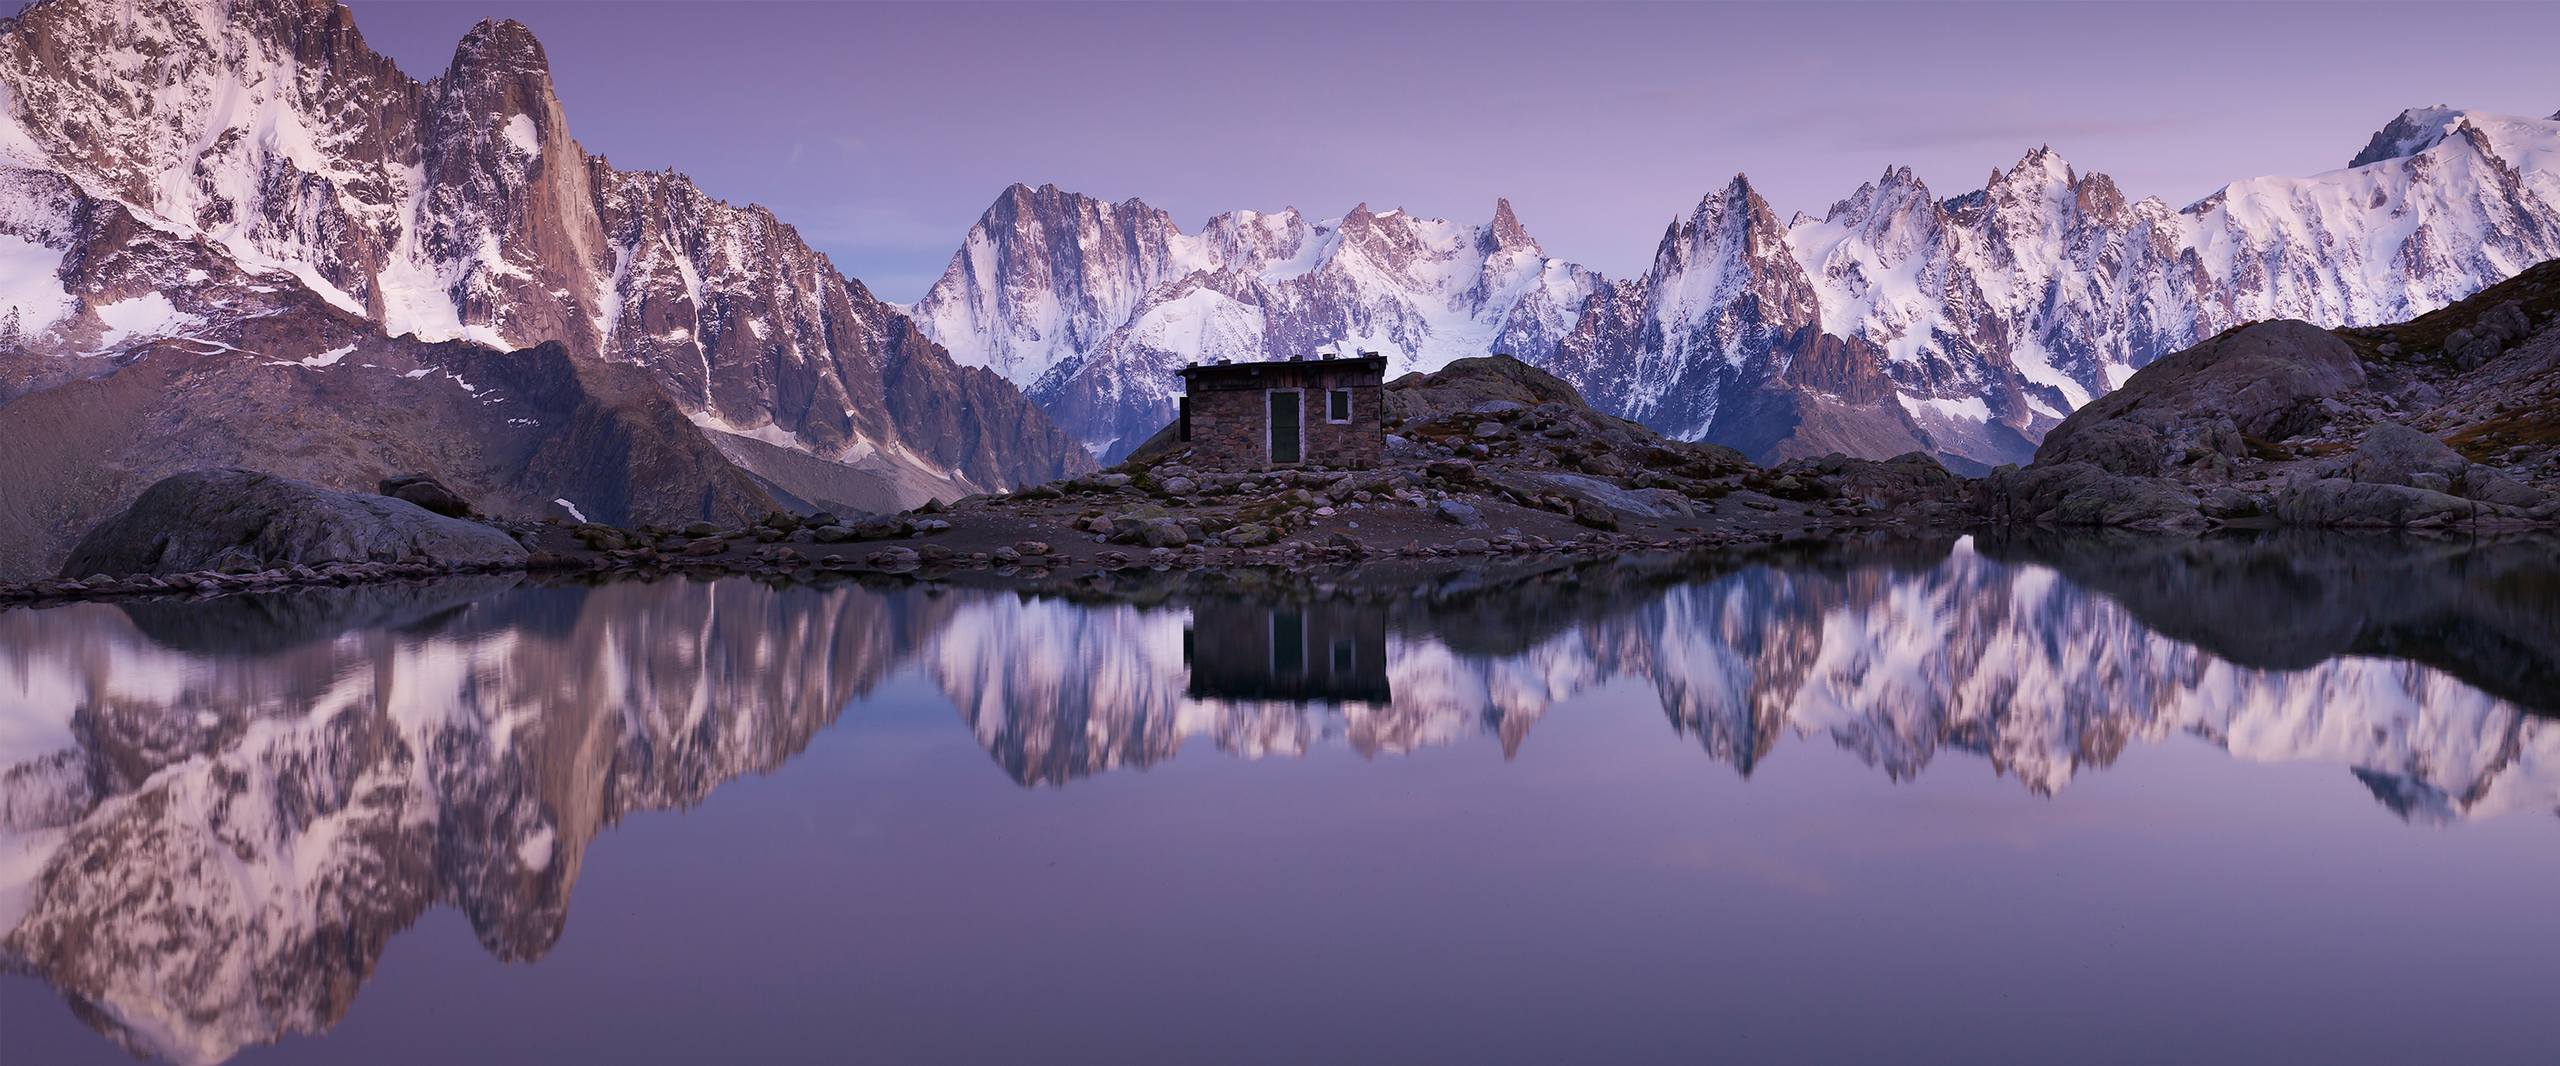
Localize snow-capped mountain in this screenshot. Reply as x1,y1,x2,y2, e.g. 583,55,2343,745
0,0,1088,560
911,185,1601,458
918,107,2560,468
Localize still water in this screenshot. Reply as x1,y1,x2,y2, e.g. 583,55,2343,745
2,533,2555,1065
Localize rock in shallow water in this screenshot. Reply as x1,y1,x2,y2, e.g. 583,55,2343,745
60,469,527,578
1969,462,2206,531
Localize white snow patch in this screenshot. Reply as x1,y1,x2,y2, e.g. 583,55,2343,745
502,114,540,159
0,233,72,334
515,825,555,871
552,498,588,522
1896,393,1992,423
297,344,355,368
2007,336,2092,409
687,407,802,450
94,293,197,347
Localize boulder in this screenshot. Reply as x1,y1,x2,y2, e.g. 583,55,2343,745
2037,320,2365,464
61,469,528,578
1384,356,1590,422
2273,478,2482,528
850,516,909,540
2344,424,2467,487
2035,419,2165,477
378,474,475,518
2461,465,2546,508
2444,301,2531,369
1434,499,1485,527
1425,458,1478,482
2198,486,2264,520
1970,462,2205,531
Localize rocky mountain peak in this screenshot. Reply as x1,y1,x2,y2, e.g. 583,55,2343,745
448,18,551,80
2348,106,2463,168
1993,144,2074,189
1482,196,1535,253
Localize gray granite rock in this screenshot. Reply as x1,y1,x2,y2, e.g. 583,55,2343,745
61,469,527,578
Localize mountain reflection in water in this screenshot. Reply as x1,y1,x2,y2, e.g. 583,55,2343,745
0,533,2554,1063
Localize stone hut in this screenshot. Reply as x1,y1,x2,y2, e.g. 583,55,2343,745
1175,352,1386,470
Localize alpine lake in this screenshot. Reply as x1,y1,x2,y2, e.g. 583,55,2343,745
3,531,2555,1065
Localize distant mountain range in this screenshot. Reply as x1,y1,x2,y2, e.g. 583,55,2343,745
0,0,2552,577
0,0,1092,576
914,108,2560,465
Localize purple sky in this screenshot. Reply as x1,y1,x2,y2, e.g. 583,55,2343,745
332,2,2560,302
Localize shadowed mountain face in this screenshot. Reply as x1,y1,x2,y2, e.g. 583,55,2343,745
3,537,2555,1061
0,0,1091,578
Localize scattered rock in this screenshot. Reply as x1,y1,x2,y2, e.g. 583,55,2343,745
1434,499,1484,527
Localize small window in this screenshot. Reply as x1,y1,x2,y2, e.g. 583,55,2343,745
1326,388,1352,423
1330,638,1355,674
1178,396,1192,441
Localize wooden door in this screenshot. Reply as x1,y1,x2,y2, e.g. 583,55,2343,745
1269,391,1301,464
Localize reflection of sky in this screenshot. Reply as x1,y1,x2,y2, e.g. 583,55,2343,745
11,671,2557,1065
313,1,2560,301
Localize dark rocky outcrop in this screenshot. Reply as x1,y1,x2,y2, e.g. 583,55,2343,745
0,334,781,580
1982,260,2560,530
380,474,475,518
2036,319,2367,476
60,469,528,578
